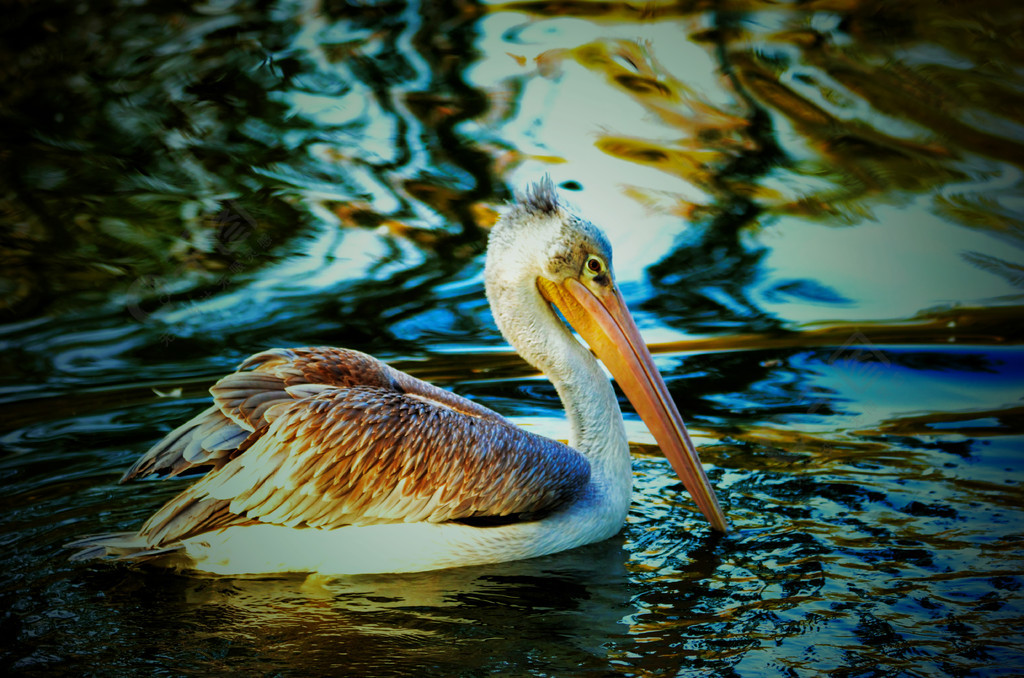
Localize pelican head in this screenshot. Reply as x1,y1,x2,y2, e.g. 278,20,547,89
485,177,727,533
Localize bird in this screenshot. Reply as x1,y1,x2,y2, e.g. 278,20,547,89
68,177,727,575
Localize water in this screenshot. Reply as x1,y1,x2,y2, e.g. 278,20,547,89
2,0,1023,675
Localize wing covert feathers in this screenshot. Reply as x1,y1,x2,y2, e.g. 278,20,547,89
121,346,492,482
122,347,591,547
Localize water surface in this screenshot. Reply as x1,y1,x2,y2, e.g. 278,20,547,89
2,0,1023,675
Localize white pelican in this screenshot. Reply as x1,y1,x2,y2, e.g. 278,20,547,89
70,177,727,575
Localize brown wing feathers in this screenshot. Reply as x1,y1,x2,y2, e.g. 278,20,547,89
121,347,396,482
127,347,591,546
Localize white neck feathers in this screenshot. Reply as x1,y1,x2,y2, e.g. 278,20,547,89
487,269,630,483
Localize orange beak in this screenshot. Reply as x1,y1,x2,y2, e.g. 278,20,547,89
538,276,728,533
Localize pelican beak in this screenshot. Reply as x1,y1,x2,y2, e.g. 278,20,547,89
538,276,728,533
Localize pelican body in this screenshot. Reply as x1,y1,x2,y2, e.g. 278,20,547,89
70,178,726,575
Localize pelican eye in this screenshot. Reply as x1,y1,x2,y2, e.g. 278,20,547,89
583,255,610,286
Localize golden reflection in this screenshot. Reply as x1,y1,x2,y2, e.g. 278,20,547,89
936,190,1024,248
524,36,756,214
861,406,1024,439
327,190,498,249
501,0,1024,239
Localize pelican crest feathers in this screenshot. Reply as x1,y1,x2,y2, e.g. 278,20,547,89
516,175,560,217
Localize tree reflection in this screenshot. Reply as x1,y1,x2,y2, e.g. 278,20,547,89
0,0,501,324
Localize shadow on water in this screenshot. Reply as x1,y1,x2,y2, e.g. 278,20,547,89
2,0,1024,676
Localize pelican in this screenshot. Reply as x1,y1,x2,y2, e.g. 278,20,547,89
69,177,727,575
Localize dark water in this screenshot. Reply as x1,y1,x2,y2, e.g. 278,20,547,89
2,0,1024,675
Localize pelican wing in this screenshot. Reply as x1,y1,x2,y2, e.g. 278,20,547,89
122,346,510,482
138,385,590,546
119,404,249,481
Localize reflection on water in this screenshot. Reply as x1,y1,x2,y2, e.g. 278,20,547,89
2,0,1023,675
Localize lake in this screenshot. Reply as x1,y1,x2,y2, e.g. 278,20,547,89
1,0,1023,675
